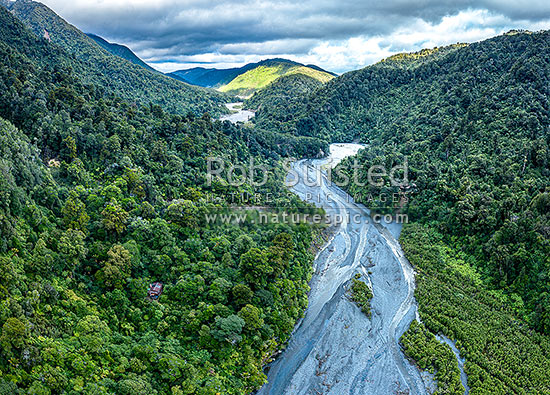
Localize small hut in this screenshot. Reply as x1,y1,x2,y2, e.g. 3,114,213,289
148,282,164,300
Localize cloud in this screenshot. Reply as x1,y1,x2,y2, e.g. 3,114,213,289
39,0,550,73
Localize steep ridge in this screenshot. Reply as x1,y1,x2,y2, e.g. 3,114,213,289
0,2,333,393
254,32,549,141
245,73,324,132
86,33,156,72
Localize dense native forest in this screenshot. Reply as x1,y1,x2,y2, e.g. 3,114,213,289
0,3,331,393
2,0,550,392
400,225,550,393
250,30,550,393
245,74,324,133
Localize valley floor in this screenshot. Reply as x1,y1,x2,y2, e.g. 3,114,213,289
259,144,429,394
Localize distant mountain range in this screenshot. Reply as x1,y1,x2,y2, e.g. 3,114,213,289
83,32,338,98
168,64,257,87
168,58,337,97
3,0,336,100
74,38,337,98
64,28,337,98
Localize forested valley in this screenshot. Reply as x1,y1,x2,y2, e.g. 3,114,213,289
0,3,329,393
248,30,550,393
2,0,550,393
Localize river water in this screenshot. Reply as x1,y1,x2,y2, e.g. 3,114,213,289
258,144,429,394
220,106,464,394
219,102,255,123
435,335,469,395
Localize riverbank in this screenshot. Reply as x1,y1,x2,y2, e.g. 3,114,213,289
258,143,427,394
436,335,470,394
398,223,550,393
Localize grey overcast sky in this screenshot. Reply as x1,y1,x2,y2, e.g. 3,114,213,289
39,0,550,74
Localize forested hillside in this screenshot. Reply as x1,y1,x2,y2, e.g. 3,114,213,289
245,74,324,132
400,225,550,393
0,4,329,393
2,0,549,391
253,30,550,393
327,30,550,330
3,0,228,116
